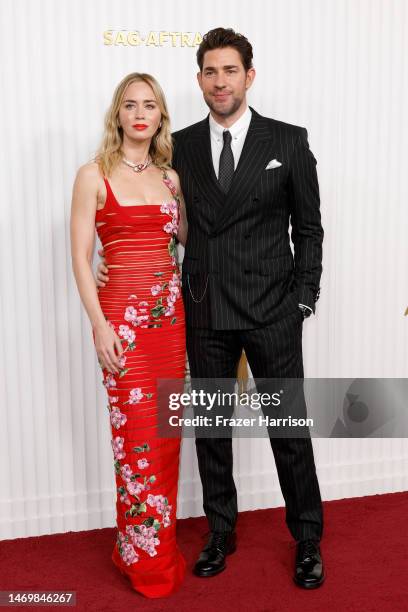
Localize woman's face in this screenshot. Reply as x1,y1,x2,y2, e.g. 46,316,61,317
118,80,162,144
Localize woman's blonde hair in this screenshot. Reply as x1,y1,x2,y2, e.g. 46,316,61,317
95,72,172,176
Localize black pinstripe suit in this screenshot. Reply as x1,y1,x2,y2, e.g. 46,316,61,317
172,108,324,541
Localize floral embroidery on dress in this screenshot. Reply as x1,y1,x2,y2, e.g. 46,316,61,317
118,325,136,349
114,441,174,565
125,387,144,405
104,373,117,389
119,173,182,330
110,406,127,430
112,436,126,460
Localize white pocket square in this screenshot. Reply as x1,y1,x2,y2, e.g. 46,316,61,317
265,159,282,170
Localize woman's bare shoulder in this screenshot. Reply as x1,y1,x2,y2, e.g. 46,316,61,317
75,160,105,185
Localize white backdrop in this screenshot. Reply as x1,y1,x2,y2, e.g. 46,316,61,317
1,0,407,539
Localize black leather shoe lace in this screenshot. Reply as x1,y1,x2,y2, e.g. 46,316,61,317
208,531,229,551
299,539,319,562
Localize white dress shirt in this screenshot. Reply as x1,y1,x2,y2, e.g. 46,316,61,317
209,105,252,178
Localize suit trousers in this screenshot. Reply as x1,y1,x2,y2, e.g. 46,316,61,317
186,309,323,542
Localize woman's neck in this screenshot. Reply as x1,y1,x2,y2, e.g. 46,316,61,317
121,137,151,163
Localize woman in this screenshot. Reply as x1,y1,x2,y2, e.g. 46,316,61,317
70,72,187,598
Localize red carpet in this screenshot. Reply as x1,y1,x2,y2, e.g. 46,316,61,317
1,492,407,611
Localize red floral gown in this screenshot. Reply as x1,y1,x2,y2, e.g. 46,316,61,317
95,169,186,598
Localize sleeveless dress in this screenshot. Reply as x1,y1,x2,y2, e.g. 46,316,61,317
95,170,186,598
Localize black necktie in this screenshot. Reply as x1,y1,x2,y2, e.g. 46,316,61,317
218,130,234,193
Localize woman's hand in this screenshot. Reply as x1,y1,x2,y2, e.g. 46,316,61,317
93,321,123,374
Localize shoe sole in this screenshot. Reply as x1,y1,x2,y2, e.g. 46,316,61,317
193,543,237,578
293,574,325,589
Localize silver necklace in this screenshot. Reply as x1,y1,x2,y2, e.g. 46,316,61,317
122,156,153,173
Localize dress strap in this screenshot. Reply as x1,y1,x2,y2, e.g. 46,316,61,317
97,176,116,214
161,168,178,199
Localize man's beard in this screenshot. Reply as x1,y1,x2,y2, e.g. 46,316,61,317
205,94,243,118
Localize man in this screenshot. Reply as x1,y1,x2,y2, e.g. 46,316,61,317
97,27,324,589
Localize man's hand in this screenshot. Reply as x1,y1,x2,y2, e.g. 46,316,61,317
96,248,109,287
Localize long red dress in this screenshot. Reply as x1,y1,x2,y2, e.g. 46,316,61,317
95,169,186,598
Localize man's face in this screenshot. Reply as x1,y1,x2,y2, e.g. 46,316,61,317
197,46,255,118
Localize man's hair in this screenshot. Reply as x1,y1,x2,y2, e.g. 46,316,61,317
196,27,253,72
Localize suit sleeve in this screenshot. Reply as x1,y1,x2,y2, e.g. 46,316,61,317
171,131,180,172
288,127,323,313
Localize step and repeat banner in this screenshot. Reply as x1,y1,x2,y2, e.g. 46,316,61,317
1,0,407,538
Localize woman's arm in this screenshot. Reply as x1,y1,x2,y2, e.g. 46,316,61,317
70,163,122,373
167,169,188,246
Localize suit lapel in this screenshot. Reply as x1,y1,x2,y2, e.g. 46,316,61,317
213,108,273,231
182,108,274,230
183,117,225,219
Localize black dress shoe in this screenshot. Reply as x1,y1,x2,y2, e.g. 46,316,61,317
193,531,237,577
294,538,325,589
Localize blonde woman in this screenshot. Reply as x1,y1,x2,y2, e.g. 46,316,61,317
70,73,187,598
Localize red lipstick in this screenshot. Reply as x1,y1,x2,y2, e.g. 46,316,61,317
133,124,148,130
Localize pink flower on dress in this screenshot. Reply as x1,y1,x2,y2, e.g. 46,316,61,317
147,493,172,526
118,325,136,344
127,524,160,558
138,301,149,307
126,480,145,497
169,277,180,291
121,542,139,565
162,178,177,197
119,491,132,506
120,464,133,482
147,494,164,508
163,515,171,527
165,304,176,317
161,190,180,234
104,373,117,389
110,406,127,430
163,221,177,235
160,201,171,215
112,436,126,460
128,294,138,300
109,395,119,404
151,284,162,296
128,388,143,404
164,292,177,316
124,306,138,325
137,458,149,470
118,355,127,368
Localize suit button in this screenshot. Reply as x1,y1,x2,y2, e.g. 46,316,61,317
253,196,260,203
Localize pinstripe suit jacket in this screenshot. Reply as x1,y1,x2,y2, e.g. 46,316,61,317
172,107,323,330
